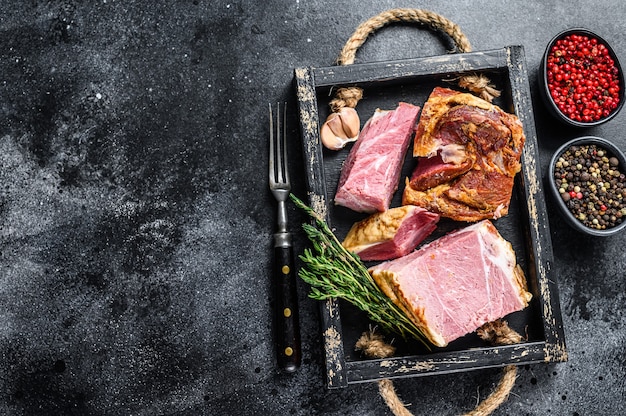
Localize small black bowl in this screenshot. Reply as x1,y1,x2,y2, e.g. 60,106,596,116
548,136,626,236
539,28,625,127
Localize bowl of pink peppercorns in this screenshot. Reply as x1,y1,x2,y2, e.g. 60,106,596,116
540,28,624,127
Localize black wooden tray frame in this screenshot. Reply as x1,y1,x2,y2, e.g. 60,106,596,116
294,46,567,389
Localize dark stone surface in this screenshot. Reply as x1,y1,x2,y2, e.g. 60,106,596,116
1,1,624,415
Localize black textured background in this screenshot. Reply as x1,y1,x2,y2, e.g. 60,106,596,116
1,1,625,415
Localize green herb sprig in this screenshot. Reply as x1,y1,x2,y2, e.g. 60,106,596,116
290,193,430,348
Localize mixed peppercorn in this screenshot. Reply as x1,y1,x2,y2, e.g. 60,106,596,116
554,144,626,230
546,33,621,123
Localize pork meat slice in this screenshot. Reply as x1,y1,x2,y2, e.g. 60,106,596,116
369,220,531,347
403,87,525,222
335,102,421,213
341,205,440,261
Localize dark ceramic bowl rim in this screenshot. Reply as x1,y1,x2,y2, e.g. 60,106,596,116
548,136,626,236
540,28,625,128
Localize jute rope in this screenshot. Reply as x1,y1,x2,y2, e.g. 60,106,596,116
356,320,523,416
336,8,472,65
329,8,500,114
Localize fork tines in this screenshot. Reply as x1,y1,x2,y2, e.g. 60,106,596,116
269,102,289,189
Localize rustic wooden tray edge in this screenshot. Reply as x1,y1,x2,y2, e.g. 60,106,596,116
294,46,567,389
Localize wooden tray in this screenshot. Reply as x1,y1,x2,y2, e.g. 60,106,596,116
294,46,567,388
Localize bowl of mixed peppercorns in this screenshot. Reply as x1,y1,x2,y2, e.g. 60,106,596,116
549,136,626,236
540,28,624,127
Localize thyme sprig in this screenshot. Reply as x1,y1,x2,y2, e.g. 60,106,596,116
290,194,429,347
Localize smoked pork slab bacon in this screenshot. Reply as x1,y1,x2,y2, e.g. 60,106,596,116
369,220,531,348
335,102,421,213
403,87,526,222
341,205,440,261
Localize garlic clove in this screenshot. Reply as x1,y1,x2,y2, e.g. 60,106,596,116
337,107,360,139
320,121,348,150
320,107,360,150
326,112,348,139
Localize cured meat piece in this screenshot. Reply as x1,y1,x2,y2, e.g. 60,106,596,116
341,205,440,261
409,153,473,191
369,220,531,347
403,87,526,222
335,102,421,213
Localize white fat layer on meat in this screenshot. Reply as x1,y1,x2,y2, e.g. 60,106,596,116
493,203,506,219
479,224,517,311
439,143,467,164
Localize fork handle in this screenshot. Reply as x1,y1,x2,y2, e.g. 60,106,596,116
274,233,301,373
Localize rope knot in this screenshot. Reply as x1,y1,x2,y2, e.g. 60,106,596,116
477,319,525,346
458,74,501,102
355,329,396,359
329,87,364,112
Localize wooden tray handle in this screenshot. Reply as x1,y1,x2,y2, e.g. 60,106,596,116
336,8,472,65
329,7,499,114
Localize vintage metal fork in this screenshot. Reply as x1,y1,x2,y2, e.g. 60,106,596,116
269,102,301,373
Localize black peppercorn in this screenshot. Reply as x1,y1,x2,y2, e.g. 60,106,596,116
554,143,626,230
